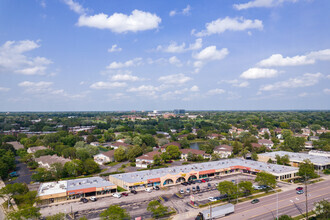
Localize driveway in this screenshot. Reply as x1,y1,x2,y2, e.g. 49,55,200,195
99,162,126,174
7,156,33,185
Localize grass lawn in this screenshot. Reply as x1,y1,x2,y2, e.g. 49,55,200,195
106,162,120,167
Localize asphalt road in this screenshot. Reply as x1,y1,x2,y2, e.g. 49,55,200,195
222,179,330,220
7,156,33,185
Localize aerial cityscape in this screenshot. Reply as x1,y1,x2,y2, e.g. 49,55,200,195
0,0,329,220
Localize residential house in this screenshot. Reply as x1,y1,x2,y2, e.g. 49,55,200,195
304,141,314,149
207,133,222,140
27,146,47,154
177,134,188,140
35,155,71,169
274,128,282,134
259,128,270,136
109,142,131,149
251,143,263,149
90,142,100,147
180,149,211,161
258,139,274,149
93,150,115,165
213,145,233,158
310,136,320,141
136,151,161,168
7,141,24,150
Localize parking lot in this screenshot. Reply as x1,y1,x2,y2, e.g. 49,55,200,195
40,173,267,219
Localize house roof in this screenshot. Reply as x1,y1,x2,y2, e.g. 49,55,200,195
180,149,207,155
101,150,115,158
28,146,47,153
7,141,24,150
214,145,232,152
251,143,262,148
35,155,71,166
110,142,131,147
258,139,273,144
136,151,161,160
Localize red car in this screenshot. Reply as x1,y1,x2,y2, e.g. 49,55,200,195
121,192,129,196
201,179,206,183
296,187,303,191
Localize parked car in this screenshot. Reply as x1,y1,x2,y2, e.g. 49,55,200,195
153,186,160,190
196,185,200,191
207,183,212,189
180,189,184,194
192,186,196,192
251,199,259,204
181,182,188,186
145,188,152,193
208,197,217,202
186,188,190,193
297,190,304,194
195,180,202,183
260,185,268,189
130,190,137,194
9,172,19,178
189,180,195,184
112,193,122,198
201,179,206,183
204,178,210,182
121,192,128,196
80,198,88,203
253,185,262,190
113,193,122,198
90,196,97,202
214,183,219,187
231,180,236,183
296,187,303,191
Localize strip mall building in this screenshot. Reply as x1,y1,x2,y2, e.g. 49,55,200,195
109,159,299,190
37,177,117,205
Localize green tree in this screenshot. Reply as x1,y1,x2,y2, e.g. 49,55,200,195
64,159,84,177
251,152,258,161
238,181,253,196
313,200,330,219
83,158,100,174
153,154,162,166
45,213,65,220
282,136,305,152
147,200,168,218
166,145,181,159
255,172,276,191
8,207,41,220
114,147,127,162
160,152,171,163
127,145,143,161
50,163,64,180
132,136,143,146
32,167,53,182
217,181,238,202
100,205,130,220
298,159,318,180
278,215,293,220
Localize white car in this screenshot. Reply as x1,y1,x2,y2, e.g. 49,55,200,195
90,196,97,201
253,185,262,190
208,197,217,202
112,193,121,198
145,188,152,193
180,189,184,194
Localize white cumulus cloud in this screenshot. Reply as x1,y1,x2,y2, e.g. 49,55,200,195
260,73,323,91
157,38,202,53
110,73,140,81
108,44,122,52
168,56,182,66
240,68,278,79
169,5,191,17
195,16,263,37
158,73,192,85
257,49,330,67
233,0,298,10
107,58,142,69
90,81,127,89
193,46,228,60
0,87,10,92
77,10,161,33
207,88,226,95
323,88,330,95
62,0,86,14
0,40,53,75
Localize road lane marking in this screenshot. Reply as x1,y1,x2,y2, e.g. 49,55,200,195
296,198,299,200
243,192,330,220
290,200,293,203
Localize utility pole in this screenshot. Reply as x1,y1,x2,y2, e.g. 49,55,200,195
305,172,309,220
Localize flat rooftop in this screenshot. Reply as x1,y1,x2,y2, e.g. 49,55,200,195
38,181,67,197
67,177,115,191
37,177,115,197
111,158,298,183
259,151,330,165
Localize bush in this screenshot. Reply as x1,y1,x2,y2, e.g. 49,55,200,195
130,162,136,167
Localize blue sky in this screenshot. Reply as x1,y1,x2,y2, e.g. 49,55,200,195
0,0,329,111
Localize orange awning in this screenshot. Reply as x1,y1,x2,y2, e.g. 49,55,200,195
199,169,215,175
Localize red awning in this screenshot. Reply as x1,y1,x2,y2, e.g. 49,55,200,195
148,178,161,183
230,166,251,171
199,169,215,175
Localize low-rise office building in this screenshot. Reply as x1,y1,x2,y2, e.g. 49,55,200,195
308,150,330,158
258,151,330,170
109,159,298,191
37,177,117,205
